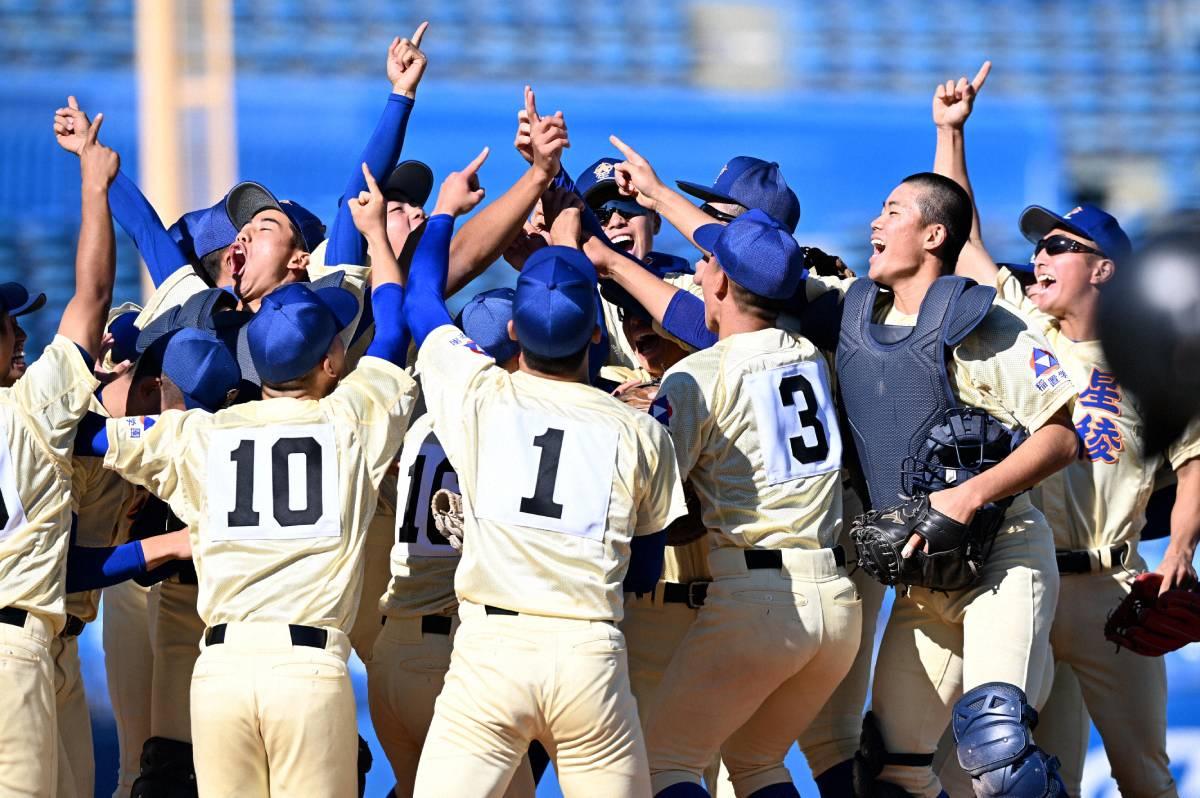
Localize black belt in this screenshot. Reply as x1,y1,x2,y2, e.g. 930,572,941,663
61,615,85,638
1055,542,1128,574
421,615,452,636
205,623,329,649
0,607,28,628
661,582,709,609
484,605,519,616
744,545,846,569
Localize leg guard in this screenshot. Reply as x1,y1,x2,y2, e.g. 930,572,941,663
851,713,926,798
952,683,1064,797
357,734,372,798
130,737,198,798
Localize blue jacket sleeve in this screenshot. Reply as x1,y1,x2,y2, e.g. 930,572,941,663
363,283,410,366
326,94,415,267
662,290,718,350
622,530,667,593
403,215,455,347
109,171,190,287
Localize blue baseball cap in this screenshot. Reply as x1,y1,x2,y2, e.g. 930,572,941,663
0,282,46,317
693,208,806,300
161,328,241,412
169,197,238,263
455,288,519,364
246,283,358,385
135,288,240,358
677,157,801,234
1019,204,1132,264
514,247,599,358
575,158,624,204
226,182,325,252
108,312,142,364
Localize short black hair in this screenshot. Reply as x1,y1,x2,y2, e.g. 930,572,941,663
900,172,973,269
728,278,785,322
198,247,225,286
519,341,590,377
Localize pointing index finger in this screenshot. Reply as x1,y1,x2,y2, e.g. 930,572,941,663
972,61,992,92
361,162,382,195
524,85,540,125
463,146,490,178
68,95,79,111
608,134,643,164
411,21,429,48
86,113,104,144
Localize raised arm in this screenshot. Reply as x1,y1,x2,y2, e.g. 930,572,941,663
59,114,119,359
930,62,1001,284
326,24,428,267
611,135,718,250
1156,456,1200,593
407,148,490,347
446,87,564,294
55,96,187,287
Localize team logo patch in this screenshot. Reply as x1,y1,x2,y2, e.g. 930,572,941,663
122,416,147,439
1030,348,1059,377
1029,348,1070,393
594,161,615,181
650,394,672,427
448,333,488,356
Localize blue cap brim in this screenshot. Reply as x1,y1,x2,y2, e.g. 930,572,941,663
9,292,46,317
676,179,736,205
693,222,724,254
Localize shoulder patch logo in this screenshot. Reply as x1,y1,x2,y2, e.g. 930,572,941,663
1030,348,1059,377
650,394,672,427
447,333,488,356
1030,348,1070,393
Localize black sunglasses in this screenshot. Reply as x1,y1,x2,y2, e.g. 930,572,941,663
1033,234,1103,260
699,203,744,223
595,202,650,226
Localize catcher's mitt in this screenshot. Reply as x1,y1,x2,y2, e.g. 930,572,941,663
1104,572,1200,656
850,495,1003,592
431,489,465,552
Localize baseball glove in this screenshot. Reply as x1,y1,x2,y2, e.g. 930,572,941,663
1104,572,1200,656
851,495,1002,592
431,489,465,552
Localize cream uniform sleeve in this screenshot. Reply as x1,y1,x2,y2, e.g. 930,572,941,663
10,336,100,454
415,324,508,467
103,410,212,529
634,421,688,536
322,356,419,489
1167,416,1200,471
950,302,1075,434
655,367,714,480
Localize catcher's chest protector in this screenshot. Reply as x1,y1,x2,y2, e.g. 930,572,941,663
835,276,995,510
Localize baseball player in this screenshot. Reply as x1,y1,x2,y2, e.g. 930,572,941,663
638,209,861,798
934,68,1199,794
0,283,47,388
97,163,418,797
0,112,118,797
402,149,686,797
368,288,539,798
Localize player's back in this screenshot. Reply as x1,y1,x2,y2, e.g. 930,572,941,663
0,336,99,628
445,366,681,624
658,327,844,550
108,357,417,630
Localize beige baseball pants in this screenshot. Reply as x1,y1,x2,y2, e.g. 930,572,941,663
102,581,155,797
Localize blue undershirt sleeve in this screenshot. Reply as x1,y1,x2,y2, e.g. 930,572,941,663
622,530,667,593
109,171,190,287
662,290,718,350
363,283,410,365
403,215,455,348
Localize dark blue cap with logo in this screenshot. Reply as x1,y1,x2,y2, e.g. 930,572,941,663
0,282,46,317
693,208,806,300
108,312,142,364
575,158,624,204
161,328,241,412
677,156,801,234
1019,203,1132,264
514,247,599,359
246,282,357,385
455,288,519,364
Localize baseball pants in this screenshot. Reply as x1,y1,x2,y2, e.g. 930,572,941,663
645,546,862,797
413,600,650,798
348,512,394,662
366,612,535,798
190,622,359,798
102,581,155,797
869,508,1059,798
795,488,887,781
51,633,93,798
0,610,57,797
1039,558,1177,797
151,579,204,743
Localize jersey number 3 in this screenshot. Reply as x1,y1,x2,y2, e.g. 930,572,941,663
746,360,842,485
207,425,341,541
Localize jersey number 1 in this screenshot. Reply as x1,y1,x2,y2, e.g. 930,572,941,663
227,438,323,527
520,428,565,519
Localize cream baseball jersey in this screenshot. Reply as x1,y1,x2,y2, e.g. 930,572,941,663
67,398,138,623
381,412,460,618
655,328,844,550
417,324,687,622
995,267,1200,549
0,336,100,630
103,356,417,629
